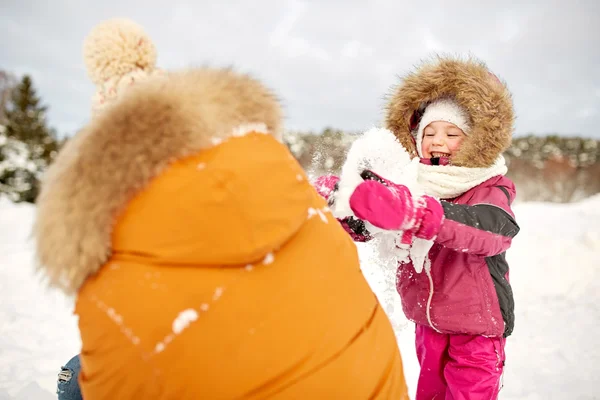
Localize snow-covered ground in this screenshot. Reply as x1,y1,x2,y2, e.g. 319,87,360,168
1,195,599,399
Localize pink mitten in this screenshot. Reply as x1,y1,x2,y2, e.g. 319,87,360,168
349,170,444,240
349,174,417,231
313,175,340,205
413,195,444,240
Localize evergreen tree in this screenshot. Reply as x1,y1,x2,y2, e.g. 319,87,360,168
0,74,60,203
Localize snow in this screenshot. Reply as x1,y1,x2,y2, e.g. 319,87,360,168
231,123,268,137
154,342,165,354
409,237,435,274
1,195,600,399
212,287,224,300
172,309,198,335
332,127,419,220
319,209,330,223
307,206,330,223
262,253,275,265
0,198,80,400
332,127,434,273
0,133,39,202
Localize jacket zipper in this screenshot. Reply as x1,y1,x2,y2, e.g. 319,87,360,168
424,256,442,333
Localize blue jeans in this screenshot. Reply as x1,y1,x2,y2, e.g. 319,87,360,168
57,355,83,400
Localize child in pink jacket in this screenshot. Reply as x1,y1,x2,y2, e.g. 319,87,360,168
316,56,520,400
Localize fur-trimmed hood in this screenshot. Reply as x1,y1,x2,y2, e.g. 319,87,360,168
385,55,515,168
33,67,282,294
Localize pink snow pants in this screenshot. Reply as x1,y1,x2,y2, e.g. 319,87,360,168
415,324,506,400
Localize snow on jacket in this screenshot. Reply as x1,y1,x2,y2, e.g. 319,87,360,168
33,68,408,399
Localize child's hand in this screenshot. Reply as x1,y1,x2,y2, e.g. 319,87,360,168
349,170,444,240
414,195,444,240
349,172,416,231
313,175,339,206
313,174,372,240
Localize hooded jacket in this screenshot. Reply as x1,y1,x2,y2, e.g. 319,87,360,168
385,56,520,337
33,68,408,399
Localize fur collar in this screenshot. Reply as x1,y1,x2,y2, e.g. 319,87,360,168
33,67,282,294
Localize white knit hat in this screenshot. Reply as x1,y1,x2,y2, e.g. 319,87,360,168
83,18,164,116
415,98,470,157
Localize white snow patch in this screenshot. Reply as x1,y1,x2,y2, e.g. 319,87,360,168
262,252,275,265
200,303,210,311
172,309,198,335
107,308,123,324
332,127,421,220
245,264,254,271
307,206,330,223
155,342,165,353
317,209,328,223
333,127,427,270
213,287,224,300
409,237,435,274
231,123,268,137
370,234,411,265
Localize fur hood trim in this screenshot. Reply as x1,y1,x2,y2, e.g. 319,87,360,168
33,67,282,294
385,55,515,168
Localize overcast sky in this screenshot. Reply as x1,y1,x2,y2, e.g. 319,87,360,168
1,0,599,138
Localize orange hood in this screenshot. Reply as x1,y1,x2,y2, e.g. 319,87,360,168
111,132,313,267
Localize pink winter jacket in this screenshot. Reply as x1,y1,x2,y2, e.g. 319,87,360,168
315,174,520,338
398,175,519,338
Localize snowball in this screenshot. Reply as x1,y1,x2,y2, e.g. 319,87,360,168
332,127,422,219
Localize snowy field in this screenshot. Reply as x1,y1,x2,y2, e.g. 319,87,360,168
1,195,599,399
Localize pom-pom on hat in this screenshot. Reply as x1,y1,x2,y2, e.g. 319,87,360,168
83,18,163,115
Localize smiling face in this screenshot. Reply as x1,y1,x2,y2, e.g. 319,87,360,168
421,120,466,159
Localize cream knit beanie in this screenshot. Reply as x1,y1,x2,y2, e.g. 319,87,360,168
83,18,164,116
415,98,471,158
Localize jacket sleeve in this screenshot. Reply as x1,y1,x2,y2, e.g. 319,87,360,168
312,175,373,242
339,217,373,242
434,186,520,256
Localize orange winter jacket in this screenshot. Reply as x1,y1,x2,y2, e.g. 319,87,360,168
75,133,407,399
33,68,408,399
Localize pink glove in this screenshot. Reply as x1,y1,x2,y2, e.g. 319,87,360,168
313,175,339,206
313,174,372,241
349,170,444,240
414,195,444,240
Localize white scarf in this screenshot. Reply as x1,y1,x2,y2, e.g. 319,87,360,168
417,155,508,199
